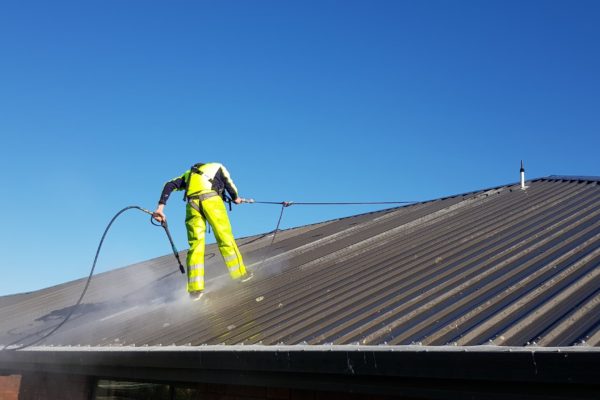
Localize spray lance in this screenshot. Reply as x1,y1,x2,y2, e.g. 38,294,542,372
138,206,185,274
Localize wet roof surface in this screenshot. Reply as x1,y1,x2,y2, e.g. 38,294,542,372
1,176,599,348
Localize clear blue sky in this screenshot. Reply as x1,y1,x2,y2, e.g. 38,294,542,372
0,0,598,296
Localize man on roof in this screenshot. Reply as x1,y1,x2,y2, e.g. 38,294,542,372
153,162,251,301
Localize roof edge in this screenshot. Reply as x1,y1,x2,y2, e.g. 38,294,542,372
5,344,600,353
2,345,599,391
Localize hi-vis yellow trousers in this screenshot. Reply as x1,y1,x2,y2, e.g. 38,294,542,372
185,195,246,292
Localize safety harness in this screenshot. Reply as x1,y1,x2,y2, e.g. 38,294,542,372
183,163,204,202
185,163,232,219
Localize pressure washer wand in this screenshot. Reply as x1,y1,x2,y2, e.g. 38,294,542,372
139,207,186,274
160,219,186,274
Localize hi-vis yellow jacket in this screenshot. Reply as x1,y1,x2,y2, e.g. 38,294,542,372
158,162,239,205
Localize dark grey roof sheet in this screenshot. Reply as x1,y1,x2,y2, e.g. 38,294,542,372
1,176,599,349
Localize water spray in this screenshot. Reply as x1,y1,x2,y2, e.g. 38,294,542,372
3,205,185,351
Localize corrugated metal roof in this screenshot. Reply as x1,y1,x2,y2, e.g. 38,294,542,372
1,176,599,349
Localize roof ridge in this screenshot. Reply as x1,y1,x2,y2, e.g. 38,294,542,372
543,175,600,183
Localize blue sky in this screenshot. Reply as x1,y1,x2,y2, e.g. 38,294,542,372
0,0,598,296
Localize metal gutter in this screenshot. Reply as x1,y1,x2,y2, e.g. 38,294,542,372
1,345,600,399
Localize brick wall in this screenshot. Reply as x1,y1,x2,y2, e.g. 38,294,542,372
18,372,92,400
0,375,21,400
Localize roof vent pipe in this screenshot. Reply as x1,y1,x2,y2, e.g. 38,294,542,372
520,160,528,190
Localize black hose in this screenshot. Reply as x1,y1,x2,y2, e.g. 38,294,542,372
3,206,183,351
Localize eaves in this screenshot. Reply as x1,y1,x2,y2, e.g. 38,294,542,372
1,345,600,399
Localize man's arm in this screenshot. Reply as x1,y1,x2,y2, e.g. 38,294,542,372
158,176,186,205
218,164,240,202
153,172,188,222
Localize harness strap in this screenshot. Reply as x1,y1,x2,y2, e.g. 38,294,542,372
190,163,206,176
187,191,219,216
184,163,211,202
188,191,219,202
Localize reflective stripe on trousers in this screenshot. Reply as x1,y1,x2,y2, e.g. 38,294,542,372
187,264,205,292
185,195,247,292
223,253,245,279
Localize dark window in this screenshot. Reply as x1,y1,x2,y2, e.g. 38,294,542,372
95,380,171,400
173,386,203,400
